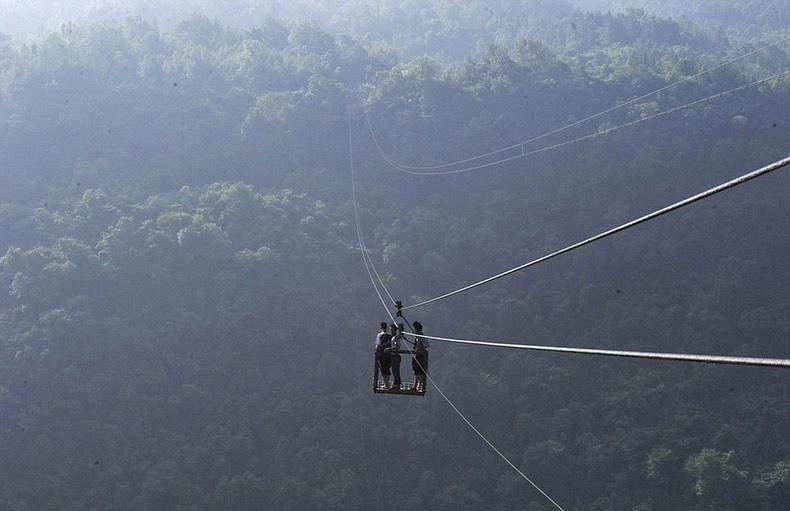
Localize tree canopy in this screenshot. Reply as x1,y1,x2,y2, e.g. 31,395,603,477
0,4,788,510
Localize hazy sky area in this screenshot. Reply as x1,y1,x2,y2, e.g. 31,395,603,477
0,0,784,41
0,1,659,35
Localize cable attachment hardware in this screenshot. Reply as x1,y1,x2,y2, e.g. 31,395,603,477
395,300,403,317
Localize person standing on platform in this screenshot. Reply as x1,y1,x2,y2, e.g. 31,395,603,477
389,323,403,390
374,321,391,389
411,321,429,392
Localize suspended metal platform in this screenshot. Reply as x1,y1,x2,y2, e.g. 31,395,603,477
372,349,427,396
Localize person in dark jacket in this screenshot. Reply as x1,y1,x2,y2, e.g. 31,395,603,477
411,321,429,392
374,321,391,389
389,323,403,390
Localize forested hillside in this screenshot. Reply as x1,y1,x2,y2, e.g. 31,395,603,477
0,5,788,511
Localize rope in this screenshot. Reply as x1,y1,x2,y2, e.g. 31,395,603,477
367,36,789,174
402,154,790,311
388,313,568,510
402,333,790,368
369,70,790,175
349,109,568,511
348,107,396,317
419,356,568,510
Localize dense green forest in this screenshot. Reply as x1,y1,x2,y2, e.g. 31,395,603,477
1,3,788,510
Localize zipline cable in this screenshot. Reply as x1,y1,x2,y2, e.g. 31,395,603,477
367,36,789,174
416,352,568,511
349,109,569,511
403,154,790,311
394,309,568,510
349,107,397,315
349,107,398,307
361,227,397,308
402,333,790,368
383,71,789,175
368,70,789,175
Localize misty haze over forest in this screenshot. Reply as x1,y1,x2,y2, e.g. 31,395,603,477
0,1,788,510
1,0,787,46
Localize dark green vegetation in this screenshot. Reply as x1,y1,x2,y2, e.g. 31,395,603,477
1,5,788,511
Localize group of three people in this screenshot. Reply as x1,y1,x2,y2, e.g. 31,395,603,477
375,320,429,392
